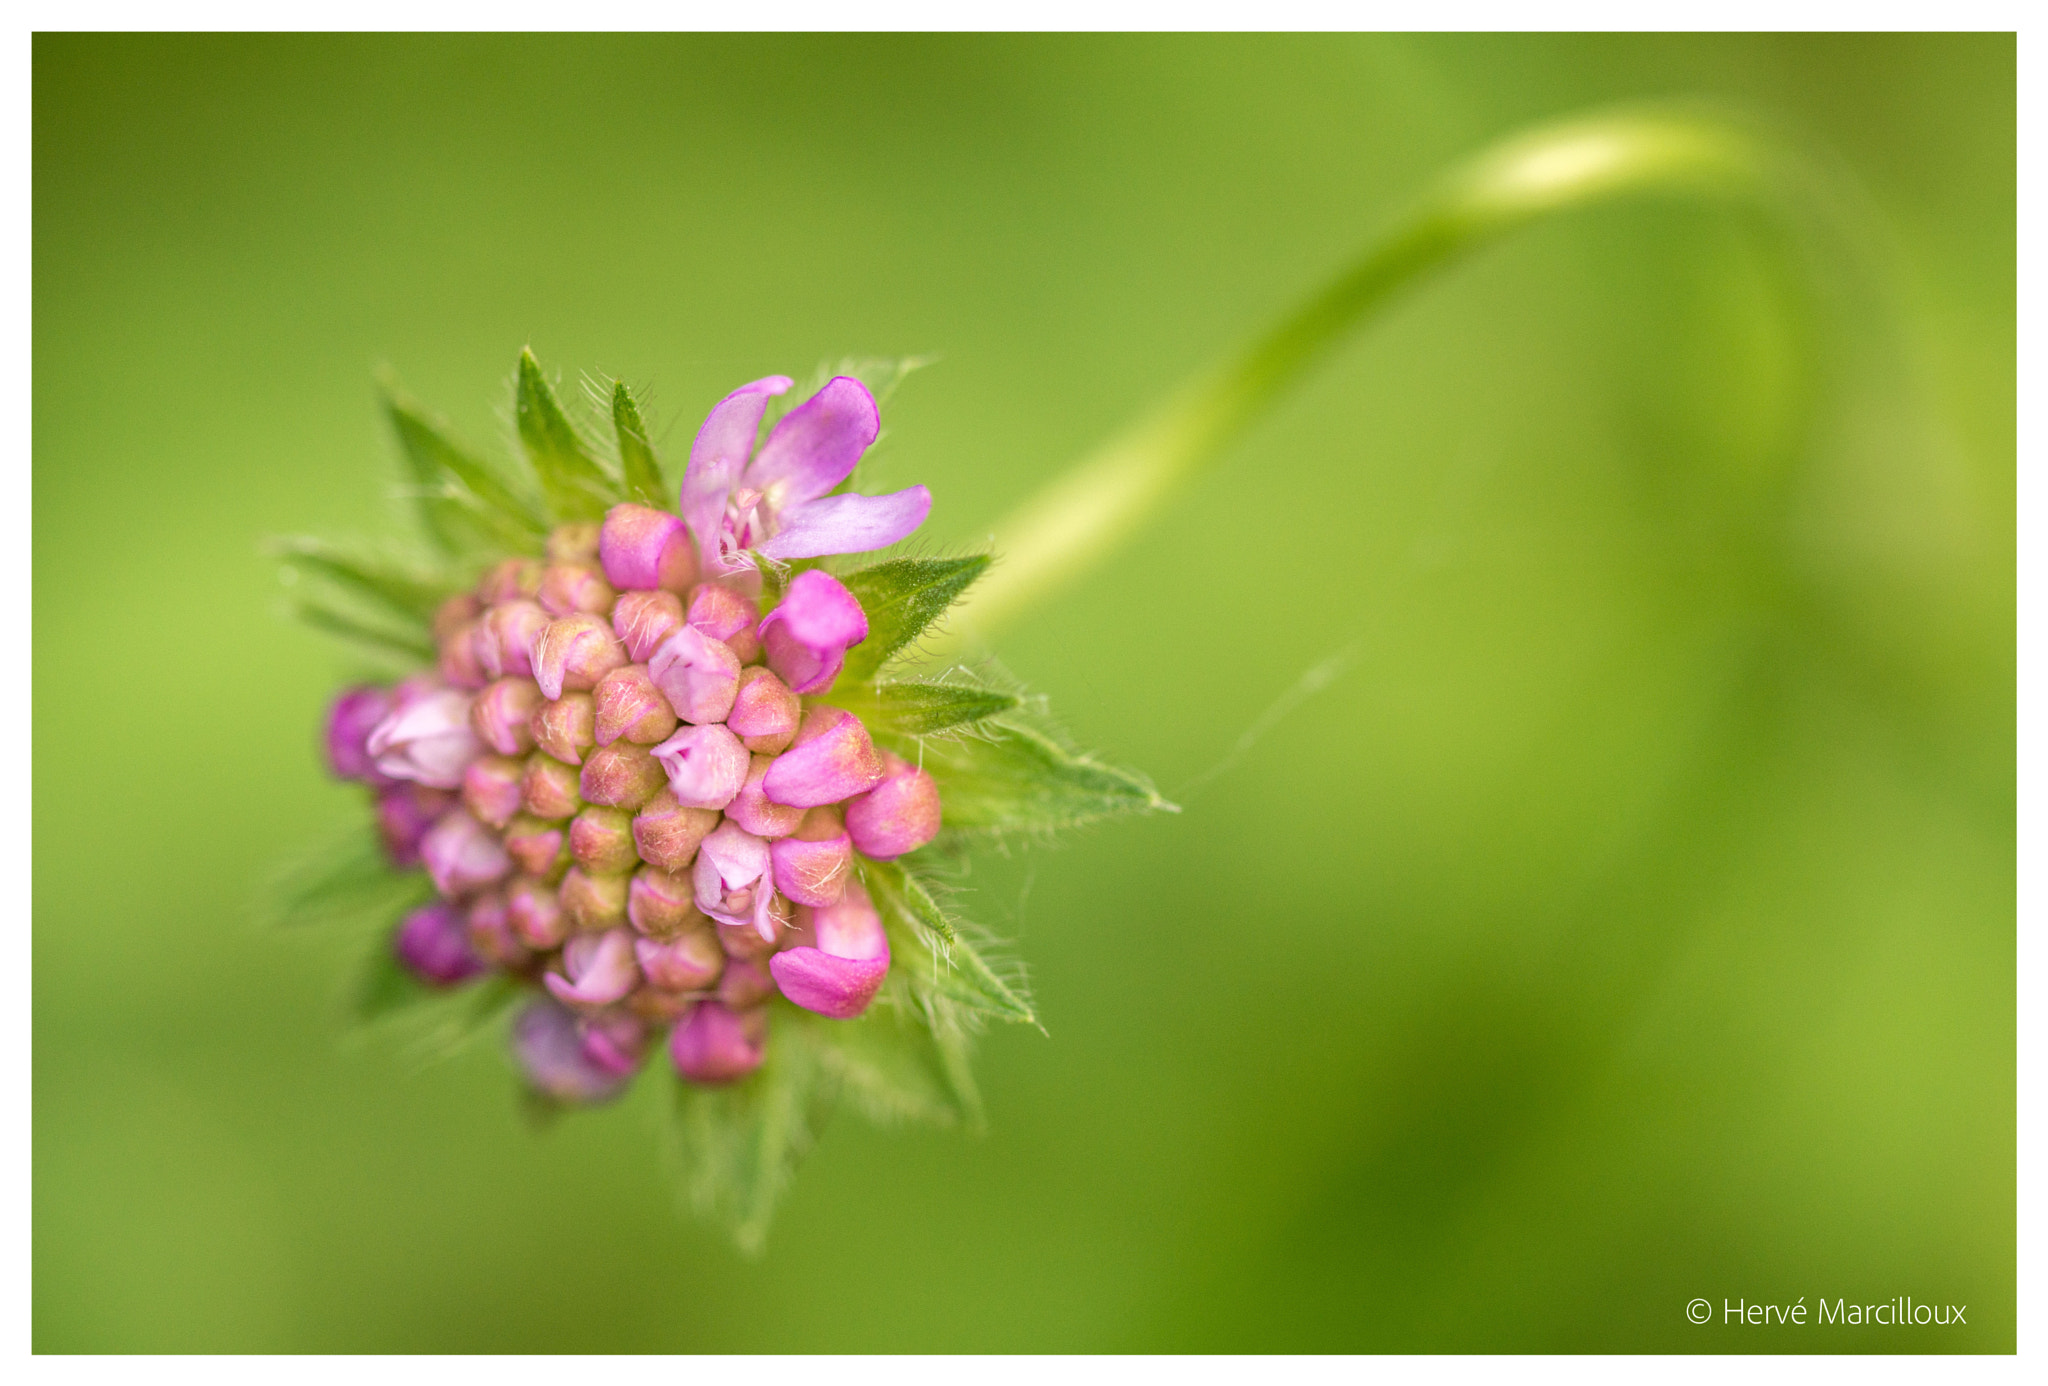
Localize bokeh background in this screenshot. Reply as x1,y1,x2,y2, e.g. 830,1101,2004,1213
34,34,2013,1351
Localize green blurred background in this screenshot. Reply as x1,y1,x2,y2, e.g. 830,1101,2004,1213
34,34,2013,1351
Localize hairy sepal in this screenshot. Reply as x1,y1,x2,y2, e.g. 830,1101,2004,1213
610,380,669,508
516,348,618,522
833,680,1023,738
918,712,1174,843
380,376,548,553
864,857,1035,1026
837,555,989,680
258,825,433,932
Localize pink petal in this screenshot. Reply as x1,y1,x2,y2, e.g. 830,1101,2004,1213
743,376,880,505
680,376,791,568
768,948,889,1020
755,486,932,561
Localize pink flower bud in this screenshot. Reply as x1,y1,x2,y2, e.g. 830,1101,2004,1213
529,691,595,767
725,753,807,838
515,999,633,1104
367,686,482,790
650,723,749,810
628,864,706,938
579,740,667,810
504,816,568,879
630,790,721,874
757,569,867,696
600,503,699,593
532,614,628,701
465,891,529,968
394,901,487,986
477,557,542,606
543,521,599,563
844,753,943,860
692,821,774,934
648,625,740,726
687,582,761,664
478,600,551,680
375,784,455,868
772,883,890,1019
760,705,884,808
726,667,801,754
577,1010,648,1078
521,754,583,821
716,898,792,961
437,620,489,691
612,589,685,662
770,806,853,907
569,806,639,875
421,809,512,898
560,866,631,932
545,928,640,1007
461,754,526,830
507,875,568,948
432,592,481,645
325,684,394,782
634,929,723,992
670,1001,767,1085
593,664,678,747
626,986,695,1025
538,563,618,619
718,956,776,1009
469,677,542,756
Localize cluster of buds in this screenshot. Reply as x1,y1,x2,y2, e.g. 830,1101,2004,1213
322,375,943,1103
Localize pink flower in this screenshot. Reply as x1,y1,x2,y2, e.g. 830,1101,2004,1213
685,583,761,664
469,677,541,756
769,807,853,907
460,754,526,830
647,624,740,726
843,753,943,860
771,883,891,1020
394,901,486,986
324,684,394,783
757,569,868,696
599,503,699,593
592,664,678,747
725,753,806,839
650,723,749,810
612,589,685,662
419,809,512,898
375,784,455,867
727,667,801,754
634,930,724,992
366,683,482,790
532,614,627,700
692,820,779,939
544,928,641,1008
760,706,885,808
477,600,551,680
670,1001,767,1085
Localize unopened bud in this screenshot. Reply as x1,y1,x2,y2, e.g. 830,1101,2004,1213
772,883,890,1019
504,816,569,879
844,753,943,861
726,666,801,754
692,821,772,933
470,677,542,756
507,875,568,948
726,753,806,838
560,866,630,931
376,783,455,868
544,928,640,1007
612,589,685,662
648,625,740,726
687,582,761,664
432,592,481,645
478,600,551,681
546,521,602,565
631,790,721,873
465,891,529,968
770,806,853,907
650,723,749,810
461,754,527,830
421,809,512,898
634,929,724,992
394,901,487,986
716,901,791,961
438,621,489,690
569,806,640,875
593,663,679,747
579,740,666,810
538,563,617,619
532,614,628,700
521,753,583,820
628,864,705,938
514,999,632,1104
530,691,596,766
325,684,393,782
367,685,482,790
758,568,868,695
760,705,884,808
477,557,543,605
717,956,776,1009
670,1001,767,1085
599,503,699,593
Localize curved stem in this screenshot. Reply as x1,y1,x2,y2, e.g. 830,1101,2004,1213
938,106,1808,654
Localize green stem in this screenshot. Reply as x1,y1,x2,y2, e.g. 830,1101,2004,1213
939,106,1805,653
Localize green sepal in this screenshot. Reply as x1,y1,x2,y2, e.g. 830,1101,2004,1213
271,536,449,627
515,348,615,522
803,1007,969,1128
379,376,549,552
348,943,523,1060
837,555,990,681
833,680,1023,738
256,825,433,932
610,380,669,508
351,941,435,1023
865,857,1036,1025
287,598,437,663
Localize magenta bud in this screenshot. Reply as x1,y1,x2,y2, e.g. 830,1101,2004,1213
504,816,568,879
432,592,481,645
770,808,853,907
692,821,773,933
579,740,667,810
593,664,679,747
521,754,583,821
569,806,640,875
717,956,776,1009
844,754,943,860
634,929,723,992
687,582,762,664
437,621,489,691
560,866,631,932
612,589,685,662
421,809,512,898
545,928,640,1007
478,600,551,681
366,685,482,790
547,521,602,565
325,684,394,782
376,783,455,868
578,1009,648,1078
532,614,628,701
538,563,617,619
628,864,705,938
670,1001,767,1085
514,999,633,1104
465,890,528,968
648,625,740,726
760,706,885,808
477,557,543,606
726,666,801,754
631,790,722,874
726,753,806,839
650,723,749,810
470,677,542,756
461,754,527,830
758,569,867,695
600,503,699,593
530,691,596,766
507,875,568,948
394,901,487,987
772,883,890,1019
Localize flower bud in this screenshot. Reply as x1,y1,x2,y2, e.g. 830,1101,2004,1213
772,883,890,1019
761,705,884,808
716,897,792,961
470,677,542,756
579,1009,648,1077
530,691,596,766
634,929,723,992
544,928,640,1007
717,956,776,1009
538,563,618,619
726,666,801,754
514,999,632,1104
465,890,530,968
478,600,551,681
593,663,679,747
648,625,740,726
726,753,806,838
569,805,640,875
687,582,761,664
421,809,512,898
477,557,543,606
650,723,749,810
394,901,487,986
692,821,774,934
628,863,706,938
504,816,569,879
325,684,393,782
532,614,627,700
630,790,721,874
579,740,667,810
461,754,527,830
627,986,696,1025
758,569,868,695
560,866,631,932
507,875,568,948
844,753,943,860
432,592,481,645
599,503,699,593
367,686,482,790
376,783,455,868
547,521,602,565
521,754,583,821
770,806,853,907
612,589,685,662
670,1001,767,1085
437,620,489,690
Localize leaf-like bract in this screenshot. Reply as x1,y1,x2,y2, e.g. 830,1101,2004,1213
801,1008,964,1128
837,680,1023,738
287,598,437,663
380,380,548,551
837,555,989,680
865,858,1035,1025
257,825,433,932
919,715,1175,840
273,537,446,627
611,380,669,508
515,348,615,521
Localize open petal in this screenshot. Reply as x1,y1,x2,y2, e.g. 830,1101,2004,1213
680,376,790,561
744,376,880,505
755,485,932,561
